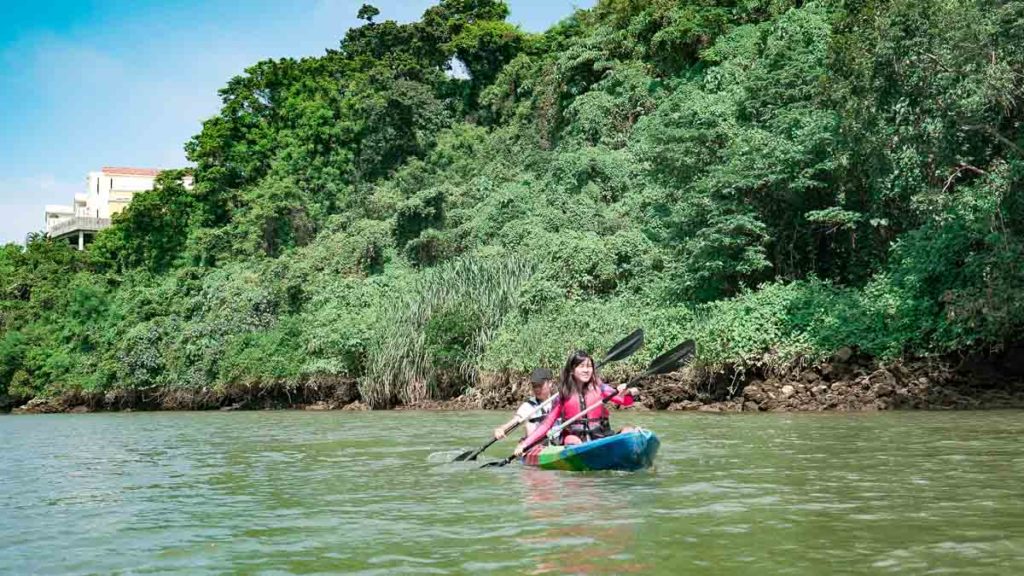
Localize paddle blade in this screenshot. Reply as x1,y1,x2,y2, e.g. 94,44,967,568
644,339,696,377
596,328,644,368
453,435,501,462
480,456,514,469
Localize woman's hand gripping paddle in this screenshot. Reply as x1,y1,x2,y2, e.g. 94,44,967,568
452,329,645,462
481,339,695,469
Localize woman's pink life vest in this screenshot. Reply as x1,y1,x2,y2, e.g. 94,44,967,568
518,380,634,449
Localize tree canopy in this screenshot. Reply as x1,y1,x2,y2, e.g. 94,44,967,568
2,0,1023,408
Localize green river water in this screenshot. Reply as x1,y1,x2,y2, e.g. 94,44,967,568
1,410,1023,574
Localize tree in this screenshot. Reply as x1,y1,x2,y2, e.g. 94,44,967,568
357,4,380,23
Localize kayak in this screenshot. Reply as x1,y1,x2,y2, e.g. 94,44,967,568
521,429,660,472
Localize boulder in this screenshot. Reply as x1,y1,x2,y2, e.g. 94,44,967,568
12,397,63,414
820,363,834,378
872,383,894,397
743,382,768,404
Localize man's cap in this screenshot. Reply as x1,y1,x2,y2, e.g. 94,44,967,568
530,367,553,384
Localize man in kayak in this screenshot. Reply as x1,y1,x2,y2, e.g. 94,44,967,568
514,350,638,457
493,367,555,440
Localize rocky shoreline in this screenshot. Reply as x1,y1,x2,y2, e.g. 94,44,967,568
647,349,1024,412
6,347,1024,415
473,346,1024,413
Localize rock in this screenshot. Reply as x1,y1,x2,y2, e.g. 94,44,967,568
869,369,897,387
12,397,62,414
743,383,767,404
341,400,369,411
69,405,91,414
742,401,761,412
698,403,723,412
813,384,829,396
781,384,796,398
667,400,703,411
872,383,894,397
835,347,854,362
801,372,819,384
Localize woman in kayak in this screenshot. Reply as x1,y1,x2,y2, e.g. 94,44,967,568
493,367,555,440
514,350,638,456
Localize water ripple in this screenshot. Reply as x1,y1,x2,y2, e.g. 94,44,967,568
1,410,1023,574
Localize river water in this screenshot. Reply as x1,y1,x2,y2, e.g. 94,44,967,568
1,410,1022,574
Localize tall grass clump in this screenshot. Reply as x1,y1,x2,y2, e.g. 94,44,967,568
361,255,535,407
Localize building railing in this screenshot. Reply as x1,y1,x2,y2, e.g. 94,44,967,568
48,217,112,238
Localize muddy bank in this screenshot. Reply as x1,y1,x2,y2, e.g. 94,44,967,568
8,346,1024,414
8,375,361,415
471,345,1024,413
642,345,1024,413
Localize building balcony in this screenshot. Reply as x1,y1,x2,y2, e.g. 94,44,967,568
48,216,111,240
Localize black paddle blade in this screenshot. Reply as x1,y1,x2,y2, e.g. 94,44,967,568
453,435,500,462
480,456,514,469
596,328,644,368
644,339,696,377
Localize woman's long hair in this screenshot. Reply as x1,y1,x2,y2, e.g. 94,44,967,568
559,350,599,403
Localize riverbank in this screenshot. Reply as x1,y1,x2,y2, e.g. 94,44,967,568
7,345,1024,415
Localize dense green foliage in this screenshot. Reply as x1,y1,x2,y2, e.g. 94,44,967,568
3,0,1023,408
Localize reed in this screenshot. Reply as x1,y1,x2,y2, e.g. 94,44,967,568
360,255,534,408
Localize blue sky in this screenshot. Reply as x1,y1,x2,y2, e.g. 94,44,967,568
0,0,595,244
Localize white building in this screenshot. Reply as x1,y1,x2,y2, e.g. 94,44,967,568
45,167,191,249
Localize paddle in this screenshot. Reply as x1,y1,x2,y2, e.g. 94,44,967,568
452,328,645,462
481,339,695,469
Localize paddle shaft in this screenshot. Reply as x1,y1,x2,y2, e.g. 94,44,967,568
463,392,561,461
466,356,619,460
533,373,647,450
546,382,640,441
512,352,614,424
457,329,645,462
485,340,694,468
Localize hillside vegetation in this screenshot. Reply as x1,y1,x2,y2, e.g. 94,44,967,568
3,0,1023,409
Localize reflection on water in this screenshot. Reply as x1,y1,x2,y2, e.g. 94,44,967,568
1,410,1023,574
519,469,645,575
